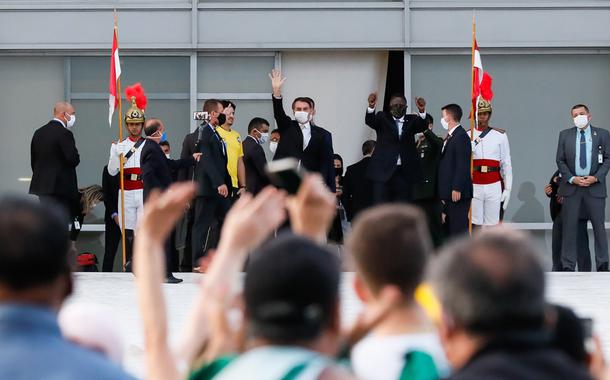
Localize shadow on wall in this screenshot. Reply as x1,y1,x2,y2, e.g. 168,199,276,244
511,181,545,223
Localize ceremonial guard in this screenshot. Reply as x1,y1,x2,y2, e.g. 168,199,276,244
468,98,513,227
107,84,148,267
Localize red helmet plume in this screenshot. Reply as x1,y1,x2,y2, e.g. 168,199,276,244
125,83,148,111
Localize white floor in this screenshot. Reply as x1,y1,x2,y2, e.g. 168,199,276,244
67,272,610,378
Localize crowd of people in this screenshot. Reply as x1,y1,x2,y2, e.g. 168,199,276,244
16,67,610,378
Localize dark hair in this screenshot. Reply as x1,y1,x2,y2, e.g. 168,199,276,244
159,141,170,148
430,227,545,334
248,117,270,133
144,119,162,137
245,234,340,344
348,205,431,297
441,104,463,123
333,154,343,167
203,99,222,113
548,304,588,364
389,93,407,104
221,100,237,110
428,115,434,125
291,97,314,110
362,140,376,156
571,104,590,114
0,197,70,290
271,129,280,136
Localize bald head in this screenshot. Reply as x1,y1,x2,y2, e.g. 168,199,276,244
53,102,74,117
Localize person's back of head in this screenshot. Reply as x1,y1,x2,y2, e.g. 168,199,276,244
429,226,546,370
348,205,431,301
244,234,341,354
361,140,376,157
0,196,72,308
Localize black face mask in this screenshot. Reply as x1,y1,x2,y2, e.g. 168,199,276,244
389,104,407,118
217,113,227,126
335,167,343,177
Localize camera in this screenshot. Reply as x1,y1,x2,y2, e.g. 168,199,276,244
193,111,210,121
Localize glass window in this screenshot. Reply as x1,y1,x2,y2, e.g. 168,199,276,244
71,56,190,94
197,55,274,93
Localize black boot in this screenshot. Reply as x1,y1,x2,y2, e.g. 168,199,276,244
165,274,183,284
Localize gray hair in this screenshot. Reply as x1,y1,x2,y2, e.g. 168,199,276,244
428,227,545,334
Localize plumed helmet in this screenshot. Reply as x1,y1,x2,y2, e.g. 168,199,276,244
124,83,147,124
477,98,492,114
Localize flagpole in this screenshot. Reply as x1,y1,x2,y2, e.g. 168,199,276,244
468,12,476,236
114,10,127,270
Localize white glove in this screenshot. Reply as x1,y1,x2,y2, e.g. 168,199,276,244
501,189,511,210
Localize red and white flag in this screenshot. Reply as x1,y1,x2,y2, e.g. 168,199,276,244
471,38,493,118
108,28,121,126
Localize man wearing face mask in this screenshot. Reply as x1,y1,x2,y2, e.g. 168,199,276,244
365,93,431,204
107,87,148,270
243,117,271,195
437,103,473,238
269,70,335,190
30,101,80,235
467,98,513,228
556,104,610,272
269,129,280,156
141,118,199,283
192,99,232,271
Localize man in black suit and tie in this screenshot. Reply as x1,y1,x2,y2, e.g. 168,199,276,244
268,70,335,191
29,101,80,230
556,104,610,271
437,103,473,238
192,99,232,270
243,117,271,196
342,140,376,222
141,118,198,283
365,93,431,204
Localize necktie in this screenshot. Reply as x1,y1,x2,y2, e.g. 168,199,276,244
396,119,402,138
580,130,587,169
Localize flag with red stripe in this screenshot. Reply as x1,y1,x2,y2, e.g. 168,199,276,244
108,28,121,126
471,38,493,119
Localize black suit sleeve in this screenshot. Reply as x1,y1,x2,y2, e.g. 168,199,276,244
321,132,336,192
102,166,118,217
452,133,472,193
424,129,444,150
167,156,195,173
30,136,35,172
365,110,380,131
556,130,574,183
252,145,269,183
141,148,164,197
177,134,193,182
272,96,293,133
408,113,430,135
60,131,80,167
342,168,354,221
202,134,224,189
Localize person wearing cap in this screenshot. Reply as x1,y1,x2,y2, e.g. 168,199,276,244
107,84,148,270
468,98,512,228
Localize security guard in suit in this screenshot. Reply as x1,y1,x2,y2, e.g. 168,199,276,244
412,116,444,247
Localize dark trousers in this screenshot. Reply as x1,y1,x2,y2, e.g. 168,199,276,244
561,188,608,270
192,195,231,268
101,218,132,272
444,198,472,239
414,198,444,248
552,213,590,271
372,169,411,205
178,204,195,272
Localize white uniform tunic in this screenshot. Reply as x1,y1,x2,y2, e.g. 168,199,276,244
107,137,146,230
468,128,513,226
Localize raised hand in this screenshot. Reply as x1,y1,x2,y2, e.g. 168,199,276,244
268,69,286,98
368,92,377,109
415,97,426,113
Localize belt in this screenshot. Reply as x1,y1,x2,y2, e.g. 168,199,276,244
123,173,142,181
473,165,500,173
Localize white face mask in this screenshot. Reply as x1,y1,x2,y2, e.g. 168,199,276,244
440,117,449,130
258,132,269,145
294,111,310,124
574,114,589,129
66,113,76,129
165,154,170,159
269,141,278,153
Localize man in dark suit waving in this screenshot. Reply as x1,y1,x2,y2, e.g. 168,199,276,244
192,99,231,270
269,70,335,191
437,103,473,238
365,93,431,204
556,104,610,271
30,101,80,225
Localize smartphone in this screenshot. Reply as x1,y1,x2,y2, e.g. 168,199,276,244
266,158,304,195
193,111,210,121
